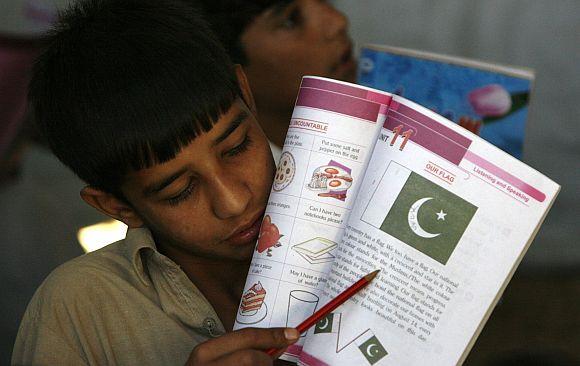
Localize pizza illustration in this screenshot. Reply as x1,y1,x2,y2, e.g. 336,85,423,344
273,151,296,192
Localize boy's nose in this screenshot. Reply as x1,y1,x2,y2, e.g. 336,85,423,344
209,174,251,219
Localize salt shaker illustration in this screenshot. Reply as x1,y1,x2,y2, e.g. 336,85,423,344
306,160,353,201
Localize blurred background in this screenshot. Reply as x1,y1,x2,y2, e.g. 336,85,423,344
0,0,578,365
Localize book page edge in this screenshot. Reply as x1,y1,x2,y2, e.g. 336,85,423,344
362,44,535,80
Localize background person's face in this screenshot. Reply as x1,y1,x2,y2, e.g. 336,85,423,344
241,0,356,115
120,99,275,263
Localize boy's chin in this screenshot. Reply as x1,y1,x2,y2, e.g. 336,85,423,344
224,242,257,263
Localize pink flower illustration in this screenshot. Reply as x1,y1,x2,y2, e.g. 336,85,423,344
468,84,512,117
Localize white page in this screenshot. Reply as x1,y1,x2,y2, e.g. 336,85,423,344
233,77,393,362
299,95,559,366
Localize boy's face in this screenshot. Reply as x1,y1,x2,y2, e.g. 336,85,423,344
241,0,356,114
118,98,275,262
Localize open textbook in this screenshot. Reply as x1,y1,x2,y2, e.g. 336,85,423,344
233,76,559,365
358,44,534,159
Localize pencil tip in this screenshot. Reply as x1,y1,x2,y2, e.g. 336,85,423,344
365,269,380,281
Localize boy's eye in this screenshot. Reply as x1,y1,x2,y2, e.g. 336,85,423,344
165,135,252,206
281,7,301,29
225,135,252,157
167,180,196,206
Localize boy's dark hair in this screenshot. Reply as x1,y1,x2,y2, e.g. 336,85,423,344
30,0,241,196
192,0,291,64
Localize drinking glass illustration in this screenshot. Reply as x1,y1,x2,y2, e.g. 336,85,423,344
286,290,319,337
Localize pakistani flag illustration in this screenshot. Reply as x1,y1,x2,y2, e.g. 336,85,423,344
314,312,341,334
355,330,388,365
380,171,477,264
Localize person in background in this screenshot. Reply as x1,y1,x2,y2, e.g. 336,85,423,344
13,0,299,364
195,0,357,161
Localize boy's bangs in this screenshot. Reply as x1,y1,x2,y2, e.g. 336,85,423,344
122,76,240,172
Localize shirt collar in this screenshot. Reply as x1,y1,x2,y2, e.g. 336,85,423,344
122,226,226,336
124,227,157,287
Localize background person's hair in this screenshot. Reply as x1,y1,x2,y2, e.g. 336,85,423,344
29,0,241,197
193,0,291,64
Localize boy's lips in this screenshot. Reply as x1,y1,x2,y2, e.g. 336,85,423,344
225,211,265,246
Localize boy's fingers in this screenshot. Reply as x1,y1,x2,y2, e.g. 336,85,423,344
191,328,299,362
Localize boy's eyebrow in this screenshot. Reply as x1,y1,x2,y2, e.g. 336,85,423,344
143,167,188,197
268,1,294,17
213,110,249,145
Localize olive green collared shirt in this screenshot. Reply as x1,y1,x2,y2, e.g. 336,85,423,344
12,228,226,366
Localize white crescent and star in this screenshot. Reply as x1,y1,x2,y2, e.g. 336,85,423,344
408,197,441,238
318,318,329,330
366,343,379,357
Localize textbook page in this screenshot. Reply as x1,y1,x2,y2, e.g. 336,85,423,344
233,77,392,362
299,95,559,366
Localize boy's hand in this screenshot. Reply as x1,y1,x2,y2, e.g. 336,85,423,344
185,327,300,366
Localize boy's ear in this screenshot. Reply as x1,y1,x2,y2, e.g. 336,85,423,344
80,186,144,228
234,64,257,115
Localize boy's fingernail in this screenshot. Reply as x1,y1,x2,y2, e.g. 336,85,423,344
284,328,300,341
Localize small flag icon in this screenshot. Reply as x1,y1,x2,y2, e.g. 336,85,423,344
314,313,340,334
356,331,388,365
380,171,477,264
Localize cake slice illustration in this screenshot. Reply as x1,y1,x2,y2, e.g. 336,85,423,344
241,282,267,315
237,281,268,325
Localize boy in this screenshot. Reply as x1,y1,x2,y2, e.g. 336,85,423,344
195,0,356,159
12,0,300,364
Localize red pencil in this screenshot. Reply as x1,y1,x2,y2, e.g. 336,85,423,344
265,269,380,357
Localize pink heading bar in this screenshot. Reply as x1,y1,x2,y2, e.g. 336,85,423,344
296,88,381,122
464,151,546,202
300,77,392,105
